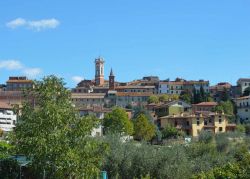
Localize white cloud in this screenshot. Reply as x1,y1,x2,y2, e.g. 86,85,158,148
28,18,60,31
0,60,23,70
6,18,27,29
23,68,42,78
6,18,60,31
0,60,42,79
72,76,84,83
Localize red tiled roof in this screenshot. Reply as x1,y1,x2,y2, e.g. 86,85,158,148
7,80,33,83
117,92,153,97
193,102,218,106
0,102,12,109
235,96,250,100
116,86,155,89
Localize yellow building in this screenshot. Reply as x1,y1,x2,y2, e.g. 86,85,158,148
160,111,236,137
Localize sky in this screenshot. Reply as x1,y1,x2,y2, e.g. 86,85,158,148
0,0,250,87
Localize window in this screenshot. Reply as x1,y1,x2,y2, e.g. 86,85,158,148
219,118,222,124
175,121,178,127
186,121,190,126
204,121,207,125
197,119,200,126
219,127,223,132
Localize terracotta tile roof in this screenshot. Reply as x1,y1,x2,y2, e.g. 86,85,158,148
117,92,153,97
235,96,250,100
193,102,218,106
116,86,155,89
7,80,33,83
0,102,12,109
71,93,106,99
160,80,209,85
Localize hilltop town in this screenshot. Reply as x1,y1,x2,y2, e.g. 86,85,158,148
1,57,250,178
1,57,249,137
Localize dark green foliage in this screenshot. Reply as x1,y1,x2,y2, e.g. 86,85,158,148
102,135,191,179
192,86,210,104
161,124,184,139
215,133,230,152
221,87,230,101
0,158,19,179
198,131,213,144
245,124,250,135
133,106,153,122
213,100,236,122
180,91,192,104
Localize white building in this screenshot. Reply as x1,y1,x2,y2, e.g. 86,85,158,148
158,80,209,95
0,102,17,132
234,96,250,121
237,78,250,94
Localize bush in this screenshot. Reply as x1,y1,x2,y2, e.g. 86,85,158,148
215,133,229,153
198,131,213,143
0,158,19,179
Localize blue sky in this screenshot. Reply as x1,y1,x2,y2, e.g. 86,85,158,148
0,0,250,87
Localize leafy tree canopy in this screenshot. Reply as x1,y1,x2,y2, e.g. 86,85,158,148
133,114,156,141
103,107,134,136
148,95,159,104
12,75,107,178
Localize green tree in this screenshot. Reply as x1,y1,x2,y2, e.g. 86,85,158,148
133,114,156,141
103,107,134,135
221,87,230,101
161,124,184,139
159,94,169,102
133,106,153,122
148,95,159,104
200,86,206,102
0,141,14,159
198,131,214,144
214,100,235,119
179,91,192,104
13,76,107,178
243,87,250,97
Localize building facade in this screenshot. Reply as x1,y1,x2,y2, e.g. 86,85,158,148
158,79,209,95
192,102,218,112
0,102,17,133
234,96,250,122
95,57,105,86
6,76,33,91
237,78,250,95
160,112,235,137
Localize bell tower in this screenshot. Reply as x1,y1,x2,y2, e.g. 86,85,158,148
95,57,105,86
109,68,115,90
